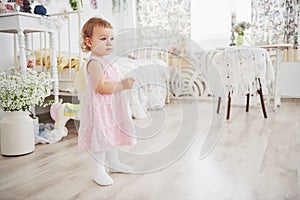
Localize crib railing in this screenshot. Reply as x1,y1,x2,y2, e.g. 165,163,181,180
50,10,83,83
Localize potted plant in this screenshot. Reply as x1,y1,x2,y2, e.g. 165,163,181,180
0,67,52,156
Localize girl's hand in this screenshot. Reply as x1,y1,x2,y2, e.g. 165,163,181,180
121,77,135,89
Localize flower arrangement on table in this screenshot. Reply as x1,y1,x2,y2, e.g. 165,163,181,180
0,68,52,112
233,21,251,36
233,21,251,45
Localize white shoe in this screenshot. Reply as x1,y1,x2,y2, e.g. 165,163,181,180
93,172,113,186
106,149,134,173
109,162,134,173
92,151,114,186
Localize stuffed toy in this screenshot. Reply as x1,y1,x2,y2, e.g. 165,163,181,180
49,60,86,141
15,0,32,13
50,102,81,140
34,4,47,16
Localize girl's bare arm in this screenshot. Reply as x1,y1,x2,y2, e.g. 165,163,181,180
87,60,134,94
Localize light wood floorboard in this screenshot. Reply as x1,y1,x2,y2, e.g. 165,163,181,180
0,99,299,200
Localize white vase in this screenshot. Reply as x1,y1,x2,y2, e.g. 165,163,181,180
0,110,35,156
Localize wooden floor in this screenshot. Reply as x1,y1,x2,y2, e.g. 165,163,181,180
0,99,299,200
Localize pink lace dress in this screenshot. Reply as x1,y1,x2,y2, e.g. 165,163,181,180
78,56,136,152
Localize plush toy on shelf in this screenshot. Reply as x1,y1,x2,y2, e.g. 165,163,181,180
15,0,32,13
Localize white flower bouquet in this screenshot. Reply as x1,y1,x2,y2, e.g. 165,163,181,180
0,68,52,112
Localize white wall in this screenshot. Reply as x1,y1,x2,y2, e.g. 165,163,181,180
0,34,15,71
280,62,300,98
191,0,251,50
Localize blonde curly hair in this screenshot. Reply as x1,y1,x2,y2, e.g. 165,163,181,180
80,17,113,53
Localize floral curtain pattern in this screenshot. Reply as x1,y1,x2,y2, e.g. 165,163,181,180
136,0,191,37
251,0,300,48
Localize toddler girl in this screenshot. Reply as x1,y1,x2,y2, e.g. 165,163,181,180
78,17,136,186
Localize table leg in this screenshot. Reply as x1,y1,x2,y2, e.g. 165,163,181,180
49,32,59,103
18,30,26,74
273,48,281,111
246,93,250,112
165,80,170,104
226,92,231,120
216,96,221,114
258,78,268,118
25,33,31,57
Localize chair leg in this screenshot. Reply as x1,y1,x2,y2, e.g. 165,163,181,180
246,93,250,112
257,78,268,118
216,97,221,114
226,92,231,120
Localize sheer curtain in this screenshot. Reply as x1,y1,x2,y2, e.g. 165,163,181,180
251,0,299,48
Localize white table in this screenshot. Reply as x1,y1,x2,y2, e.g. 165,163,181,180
212,47,275,119
0,12,60,102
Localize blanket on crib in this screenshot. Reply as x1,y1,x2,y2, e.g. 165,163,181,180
34,49,80,72
113,57,170,119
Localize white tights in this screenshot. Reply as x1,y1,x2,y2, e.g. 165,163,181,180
92,149,133,186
